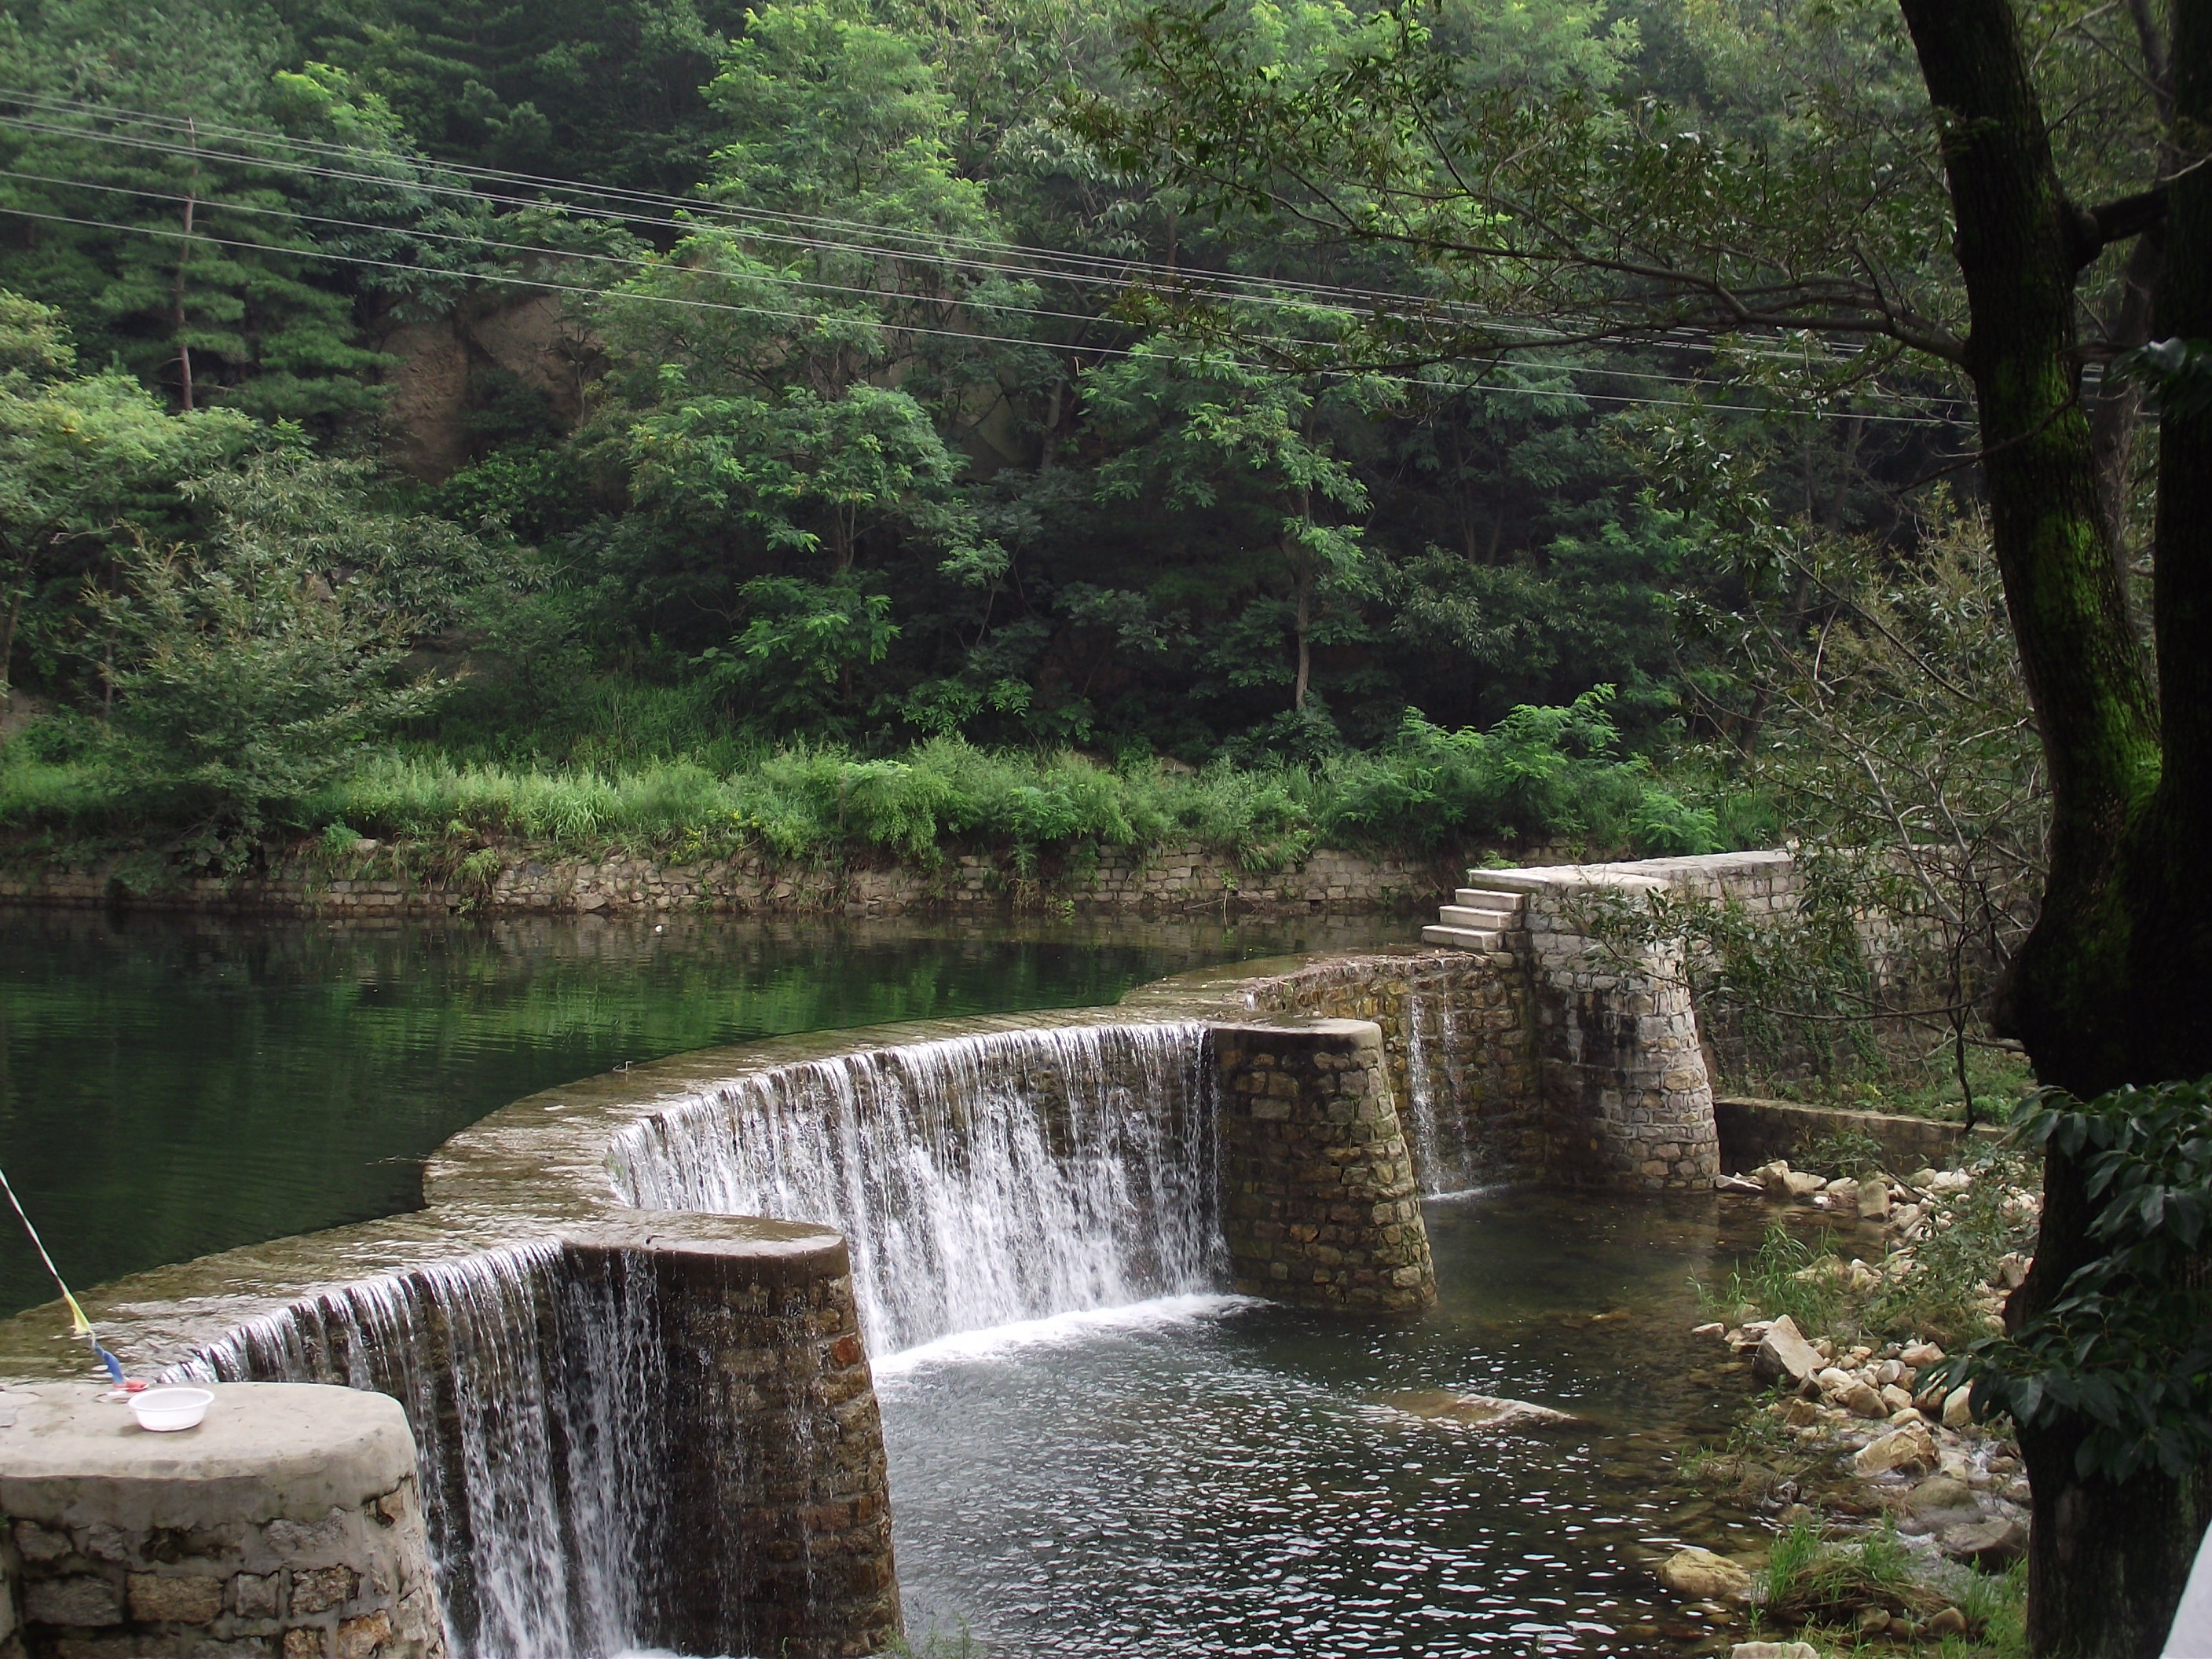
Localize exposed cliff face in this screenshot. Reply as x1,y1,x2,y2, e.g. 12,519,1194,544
377,293,599,481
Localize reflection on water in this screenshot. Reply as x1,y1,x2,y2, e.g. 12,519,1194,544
0,906,1397,1316
882,1189,1781,1657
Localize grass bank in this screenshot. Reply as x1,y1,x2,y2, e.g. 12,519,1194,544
0,704,1741,877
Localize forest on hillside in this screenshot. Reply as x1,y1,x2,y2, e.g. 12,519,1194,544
0,0,2140,881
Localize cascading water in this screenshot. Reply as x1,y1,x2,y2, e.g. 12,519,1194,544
610,1021,1222,1354
1401,985,1481,1197
178,1243,665,1659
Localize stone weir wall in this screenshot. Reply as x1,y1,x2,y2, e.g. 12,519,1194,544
0,840,1466,918
0,907,1773,1657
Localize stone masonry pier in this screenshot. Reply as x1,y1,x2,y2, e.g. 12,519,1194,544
1214,1020,1437,1313
0,1383,441,1659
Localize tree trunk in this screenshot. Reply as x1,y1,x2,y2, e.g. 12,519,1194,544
1291,556,1311,712
1898,1,2208,1651
175,193,197,413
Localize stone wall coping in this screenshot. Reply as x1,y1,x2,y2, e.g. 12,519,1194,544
1714,1096,2008,1145
0,1382,413,1529
1461,849,1791,895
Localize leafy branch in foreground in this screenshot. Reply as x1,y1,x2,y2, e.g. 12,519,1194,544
1936,1079,2212,1482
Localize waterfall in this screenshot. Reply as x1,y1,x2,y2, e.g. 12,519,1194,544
610,1021,1223,1354
178,1243,665,1659
1401,986,1479,1197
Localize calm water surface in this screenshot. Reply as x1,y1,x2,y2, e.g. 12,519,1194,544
0,906,1398,1316
884,1188,1784,1658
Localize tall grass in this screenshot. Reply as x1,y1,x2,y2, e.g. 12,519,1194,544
2,701,1736,868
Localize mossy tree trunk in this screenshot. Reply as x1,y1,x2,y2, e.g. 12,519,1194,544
1898,2,2212,1651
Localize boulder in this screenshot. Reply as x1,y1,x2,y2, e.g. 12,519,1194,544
1823,1177,1860,1198
1730,1646,1822,1659
1940,1517,2029,1566
1854,1423,1939,1476
1881,1383,1917,1413
1901,1342,1946,1368
1859,1183,1892,1221
1815,1366,1856,1395
1753,1316,1824,1387
1655,1547,1754,1601
1783,1170,1828,1197
1716,1174,1766,1194
1943,1385,1975,1430
1754,1160,1795,1194
1383,1390,1575,1429
1906,1475,1974,1512
1842,1382,1889,1419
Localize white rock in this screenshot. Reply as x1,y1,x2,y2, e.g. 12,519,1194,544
1902,1342,1946,1367
1656,1547,1754,1601
1753,1316,1824,1387
1854,1423,1938,1475
1943,1385,1975,1430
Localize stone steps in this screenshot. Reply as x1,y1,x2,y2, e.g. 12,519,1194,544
1422,883,1525,953
1420,923,1503,950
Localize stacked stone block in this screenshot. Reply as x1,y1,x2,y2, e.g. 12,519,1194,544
1518,877,1721,1190
0,841,1461,919
562,1230,902,1659
1246,952,1544,1188
1214,1020,1437,1313
0,1383,441,1659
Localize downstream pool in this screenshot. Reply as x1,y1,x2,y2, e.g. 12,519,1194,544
0,906,1397,1317
884,1187,1778,1658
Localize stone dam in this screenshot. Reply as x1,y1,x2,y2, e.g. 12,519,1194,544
0,850,1800,1659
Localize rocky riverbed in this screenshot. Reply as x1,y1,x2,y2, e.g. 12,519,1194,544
1654,1152,2040,1656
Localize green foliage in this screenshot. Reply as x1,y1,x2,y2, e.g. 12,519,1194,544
81,449,517,844
1798,1126,1888,1181
1756,1519,1955,1631
1692,1221,1841,1331
0,288,255,695
1943,1080,2212,1481
1318,687,1718,853
1865,1157,2038,1348
697,577,900,736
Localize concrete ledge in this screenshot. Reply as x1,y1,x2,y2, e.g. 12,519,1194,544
0,1384,414,1532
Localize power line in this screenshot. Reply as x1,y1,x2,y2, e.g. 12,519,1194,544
0,86,1936,372
0,200,1960,424
0,163,1932,405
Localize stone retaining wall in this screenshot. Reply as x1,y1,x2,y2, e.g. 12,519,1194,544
0,1382,441,1659
0,841,1466,917
1713,1097,2005,1175
1213,1020,1436,1313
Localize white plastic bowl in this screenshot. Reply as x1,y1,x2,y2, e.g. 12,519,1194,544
128,1386,213,1432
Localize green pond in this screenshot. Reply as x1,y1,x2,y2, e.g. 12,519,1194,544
0,905,1400,1318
